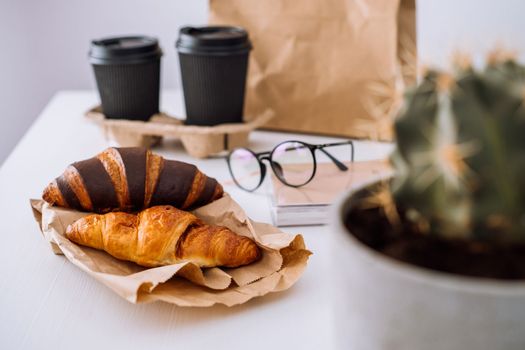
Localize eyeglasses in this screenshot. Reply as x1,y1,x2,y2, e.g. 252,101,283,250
226,140,354,192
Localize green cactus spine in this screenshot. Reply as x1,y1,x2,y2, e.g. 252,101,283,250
391,57,525,243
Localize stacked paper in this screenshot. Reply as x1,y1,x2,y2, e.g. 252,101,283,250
269,160,392,226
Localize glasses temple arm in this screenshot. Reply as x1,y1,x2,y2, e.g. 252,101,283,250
318,148,349,171
322,141,355,160
257,140,354,172
318,140,355,171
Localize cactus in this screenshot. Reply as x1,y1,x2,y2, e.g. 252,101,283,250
391,56,525,244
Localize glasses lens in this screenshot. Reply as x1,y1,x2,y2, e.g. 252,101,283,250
228,149,262,191
271,141,315,186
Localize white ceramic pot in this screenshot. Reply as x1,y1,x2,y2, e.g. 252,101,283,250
331,182,525,350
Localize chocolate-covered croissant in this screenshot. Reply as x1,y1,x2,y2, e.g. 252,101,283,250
43,147,223,213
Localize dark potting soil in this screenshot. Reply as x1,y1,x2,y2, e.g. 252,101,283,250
345,206,525,280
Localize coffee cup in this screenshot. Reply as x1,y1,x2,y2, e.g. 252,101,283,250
176,26,252,126
89,36,162,121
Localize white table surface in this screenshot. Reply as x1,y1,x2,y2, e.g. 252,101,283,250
0,90,392,350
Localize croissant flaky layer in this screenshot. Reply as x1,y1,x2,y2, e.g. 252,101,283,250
65,205,261,268
42,147,223,213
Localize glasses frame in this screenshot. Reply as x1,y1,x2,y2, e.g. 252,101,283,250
226,140,355,192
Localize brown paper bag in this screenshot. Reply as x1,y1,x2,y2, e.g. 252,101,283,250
209,0,417,140
31,195,311,307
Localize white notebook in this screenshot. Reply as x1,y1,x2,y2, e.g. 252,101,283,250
269,160,391,226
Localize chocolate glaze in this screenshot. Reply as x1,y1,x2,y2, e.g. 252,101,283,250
73,157,119,212
116,147,147,209
56,176,83,210
151,160,196,208
191,176,218,209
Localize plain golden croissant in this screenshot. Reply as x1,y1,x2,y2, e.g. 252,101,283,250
43,147,223,213
65,205,261,268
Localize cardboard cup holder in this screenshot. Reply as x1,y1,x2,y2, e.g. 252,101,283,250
85,106,274,158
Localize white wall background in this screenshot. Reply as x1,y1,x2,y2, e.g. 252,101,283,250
1,0,524,166
0,0,208,166
418,0,525,68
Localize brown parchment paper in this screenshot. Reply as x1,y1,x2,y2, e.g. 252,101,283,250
209,0,417,141
30,194,311,307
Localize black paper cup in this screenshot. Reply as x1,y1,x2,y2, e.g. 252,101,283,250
89,36,162,121
176,26,252,126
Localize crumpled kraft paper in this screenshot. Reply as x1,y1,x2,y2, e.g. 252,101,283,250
30,194,311,307
209,0,417,141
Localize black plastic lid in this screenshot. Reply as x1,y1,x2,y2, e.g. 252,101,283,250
89,36,162,65
176,26,252,56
